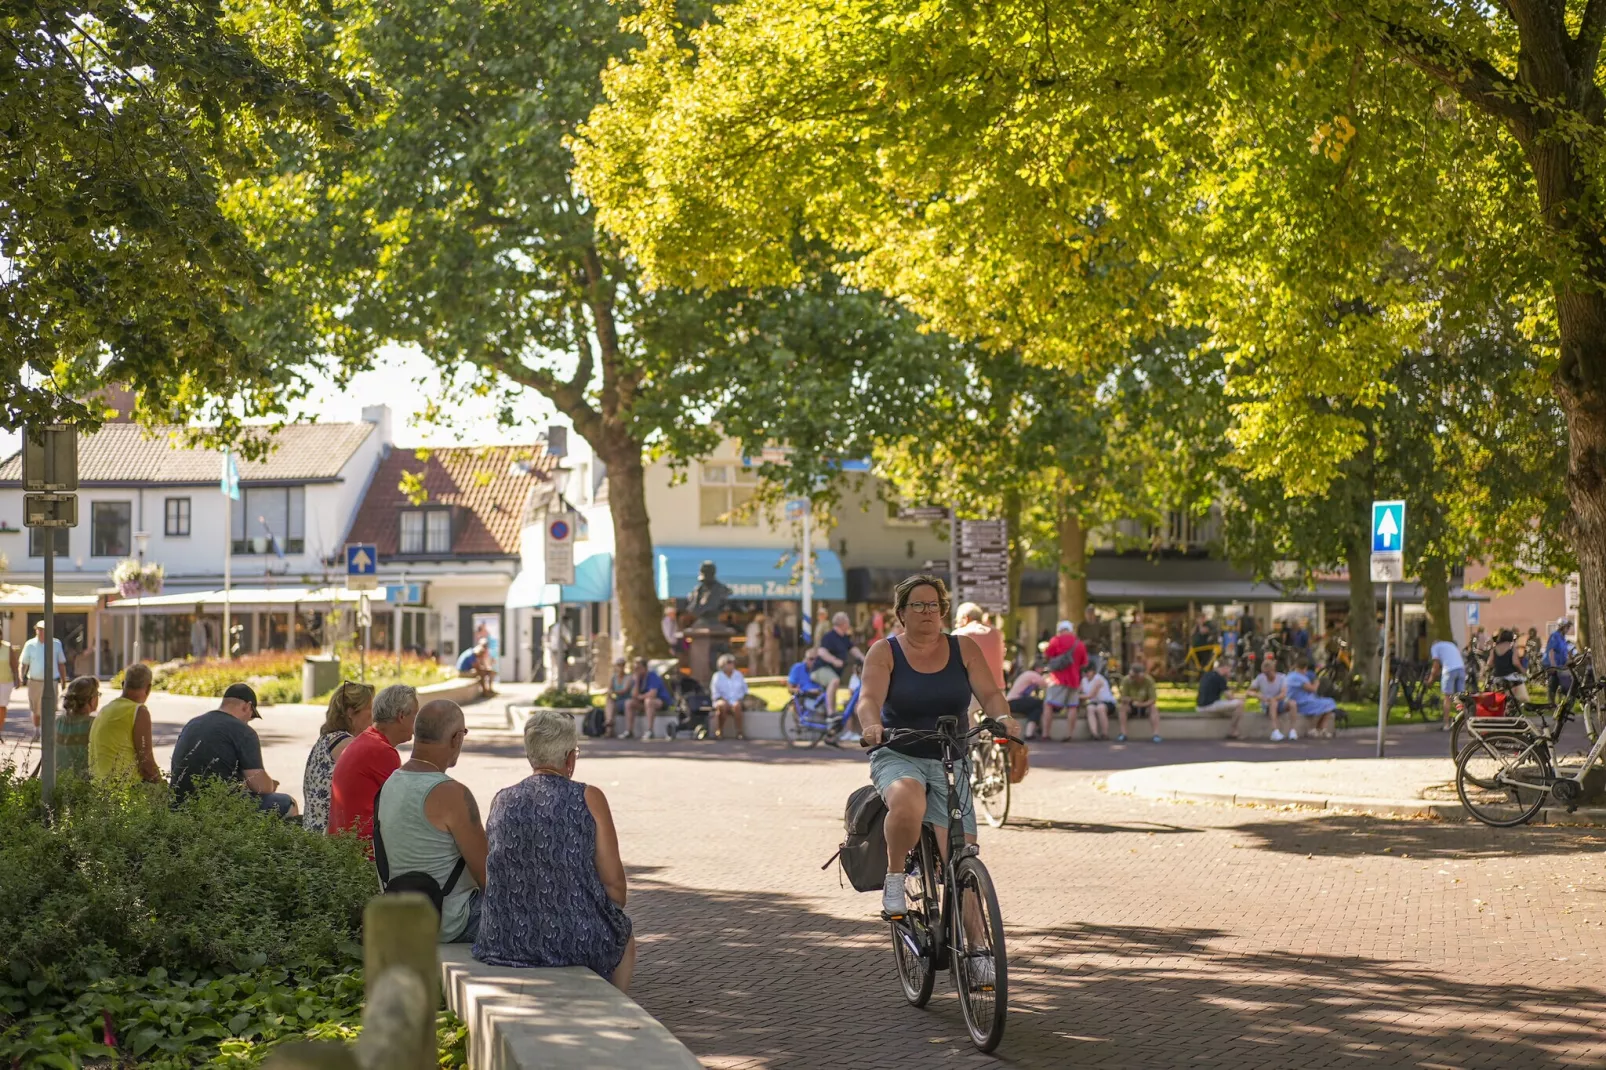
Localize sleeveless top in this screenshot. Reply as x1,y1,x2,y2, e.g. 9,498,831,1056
301,731,351,835
473,775,632,976
1491,646,1520,679
88,696,139,781
376,769,478,942
56,714,93,778
883,635,973,759
0,641,12,685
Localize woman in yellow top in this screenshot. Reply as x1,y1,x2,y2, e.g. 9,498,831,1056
88,663,163,783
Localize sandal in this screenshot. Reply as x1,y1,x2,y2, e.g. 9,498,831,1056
1225,732,1243,741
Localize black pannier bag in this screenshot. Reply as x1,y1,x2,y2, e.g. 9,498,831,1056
822,784,889,892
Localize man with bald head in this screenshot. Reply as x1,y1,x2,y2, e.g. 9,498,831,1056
373,699,487,943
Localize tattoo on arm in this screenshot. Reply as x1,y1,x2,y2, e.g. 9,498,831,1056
463,787,482,828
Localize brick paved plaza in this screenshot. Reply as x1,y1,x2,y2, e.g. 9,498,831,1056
21,696,1604,1069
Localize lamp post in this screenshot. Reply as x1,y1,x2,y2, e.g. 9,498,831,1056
133,531,150,665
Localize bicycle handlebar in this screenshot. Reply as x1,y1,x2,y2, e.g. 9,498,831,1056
861,717,1024,754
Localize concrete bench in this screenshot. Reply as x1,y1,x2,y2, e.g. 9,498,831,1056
439,946,701,1070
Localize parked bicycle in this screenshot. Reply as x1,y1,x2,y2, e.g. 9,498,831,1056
870,716,1019,1052
968,731,1011,828
1454,652,1603,826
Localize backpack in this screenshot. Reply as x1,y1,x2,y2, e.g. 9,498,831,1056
582,707,607,737
372,783,466,916
820,785,889,892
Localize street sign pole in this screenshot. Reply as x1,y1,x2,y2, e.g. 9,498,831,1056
802,504,813,649
360,592,369,683
41,546,56,808
1377,580,1392,759
948,506,959,627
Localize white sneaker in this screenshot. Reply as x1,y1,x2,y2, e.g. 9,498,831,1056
882,873,907,916
839,730,862,743
966,954,996,989
1270,729,1285,742
1288,728,1299,741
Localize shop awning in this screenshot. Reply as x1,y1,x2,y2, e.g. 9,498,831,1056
102,587,386,612
655,546,844,601
505,553,614,608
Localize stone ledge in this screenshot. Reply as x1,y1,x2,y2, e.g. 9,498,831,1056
439,946,701,1070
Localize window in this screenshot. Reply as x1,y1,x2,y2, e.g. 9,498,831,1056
698,462,758,527
399,508,452,554
165,497,191,537
91,501,132,557
231,486,305,554
28,528,67,558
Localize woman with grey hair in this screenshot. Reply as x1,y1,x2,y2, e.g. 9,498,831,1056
474,710,635,990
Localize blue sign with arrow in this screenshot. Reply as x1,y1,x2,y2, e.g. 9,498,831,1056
1371,501,1405,554
346,544,378,576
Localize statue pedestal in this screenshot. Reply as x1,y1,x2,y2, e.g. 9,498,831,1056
686,624,737,688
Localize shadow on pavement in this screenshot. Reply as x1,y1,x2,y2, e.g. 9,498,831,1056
462,736,868,766
627,878,1606,1069
1000,817,1203,837
1229,813,1606,860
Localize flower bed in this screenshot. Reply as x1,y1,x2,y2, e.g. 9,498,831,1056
115,653,454,706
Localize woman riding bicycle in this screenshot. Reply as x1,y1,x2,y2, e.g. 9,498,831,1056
856,574,1017,919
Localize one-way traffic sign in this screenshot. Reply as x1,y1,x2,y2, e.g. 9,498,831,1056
1371,500,1405,554
346,543,378,590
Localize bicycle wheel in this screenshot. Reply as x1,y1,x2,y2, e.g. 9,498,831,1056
1455,735,1551,827
892,828,939,1008
782,703,826,747
969,740,1011,828
950,854,1008,1053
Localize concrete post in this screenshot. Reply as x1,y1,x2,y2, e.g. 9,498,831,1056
362,894,439,1070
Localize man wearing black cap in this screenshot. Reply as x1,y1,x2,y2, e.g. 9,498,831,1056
170,683,298,817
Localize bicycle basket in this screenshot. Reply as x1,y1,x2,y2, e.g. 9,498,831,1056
1473,692,1509,718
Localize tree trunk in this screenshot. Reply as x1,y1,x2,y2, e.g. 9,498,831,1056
599,444,670,660
1344,530,1380,691
1003,484,1024,661
1555,304,1606,659
1057,508,1088,624
1419,555,1454,643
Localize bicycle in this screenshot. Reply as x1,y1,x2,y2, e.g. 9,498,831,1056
1455,653,1603,826
869,716,1020,1052
1179,642,1221,682
968,732,1011,828
1444,657,1585,763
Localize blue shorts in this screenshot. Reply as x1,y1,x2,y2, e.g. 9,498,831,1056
870,748,977,837
1441,667,1466,695
256,792,296,818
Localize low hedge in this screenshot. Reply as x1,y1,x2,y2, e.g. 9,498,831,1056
113,652,454,706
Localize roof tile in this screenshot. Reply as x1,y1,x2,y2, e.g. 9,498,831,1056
346,445,553,558
0,423,376,484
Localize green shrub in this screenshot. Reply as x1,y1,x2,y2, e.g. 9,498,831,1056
532,687,597,709
113,652,452,706
0,770,374,1010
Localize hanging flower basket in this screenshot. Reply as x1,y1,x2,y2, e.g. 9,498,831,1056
110,559,165,599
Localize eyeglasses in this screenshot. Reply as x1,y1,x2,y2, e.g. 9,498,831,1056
904,601,943,614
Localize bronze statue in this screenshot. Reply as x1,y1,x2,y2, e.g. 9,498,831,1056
686,560,732,626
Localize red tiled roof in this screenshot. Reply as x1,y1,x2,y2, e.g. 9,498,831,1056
346,445,553,558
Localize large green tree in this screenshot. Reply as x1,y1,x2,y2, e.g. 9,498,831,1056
240,0,941,656
1,0,355,435
575,0,1606,647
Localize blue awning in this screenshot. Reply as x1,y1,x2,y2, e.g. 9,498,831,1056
504,553,614,608
654,546,844,602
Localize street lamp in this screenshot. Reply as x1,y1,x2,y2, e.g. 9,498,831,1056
133,531,150,665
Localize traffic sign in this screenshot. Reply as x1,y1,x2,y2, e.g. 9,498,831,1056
24,493,77,528
955,518,1010,615
899,505,950,523
384,582,425,605
1371,500,1405,554
545,512,576,586
23,425,77,492
346,544,378,590
1369,554,1404,583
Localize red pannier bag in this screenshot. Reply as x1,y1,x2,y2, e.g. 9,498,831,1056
1473,692,1509,718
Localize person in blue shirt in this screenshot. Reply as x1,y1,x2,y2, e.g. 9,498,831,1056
456,641,495,696
787,651,823,699
1286,655,1337,738
1545,620,1575,704
622,658,672,740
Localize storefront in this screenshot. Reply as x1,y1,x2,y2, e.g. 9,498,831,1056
101,586,392,665
504,552,616,685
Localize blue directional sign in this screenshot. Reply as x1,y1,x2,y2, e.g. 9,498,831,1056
1371,500,1405,554
346,543,378,576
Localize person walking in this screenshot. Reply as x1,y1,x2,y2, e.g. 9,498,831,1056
329,683,419,840
302,681,376,835
88,663,163,783
19,621,67,730
375,700,487,943
1041,620,1087,741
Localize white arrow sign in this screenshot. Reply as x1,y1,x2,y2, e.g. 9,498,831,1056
1375,510,1398,550
350,547,373,571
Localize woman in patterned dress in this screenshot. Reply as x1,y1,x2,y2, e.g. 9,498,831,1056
301,681,374,834
473,709,635,990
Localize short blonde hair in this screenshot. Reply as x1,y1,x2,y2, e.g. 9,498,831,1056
523,708,578,770
717,653,736,670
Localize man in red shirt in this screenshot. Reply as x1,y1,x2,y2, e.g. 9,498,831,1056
1041,619,1087,741
329,683,419,841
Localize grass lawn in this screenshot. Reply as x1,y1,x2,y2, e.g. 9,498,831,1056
1153,682,1437,728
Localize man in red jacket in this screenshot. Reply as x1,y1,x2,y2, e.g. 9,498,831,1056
329,683,419,842
1041,619,1087,741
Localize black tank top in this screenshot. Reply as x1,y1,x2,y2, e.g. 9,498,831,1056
883,635,973,759
1492,646,1519,678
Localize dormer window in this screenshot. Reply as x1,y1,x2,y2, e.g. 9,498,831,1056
400,508,452,554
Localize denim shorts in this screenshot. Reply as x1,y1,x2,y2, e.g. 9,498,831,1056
1441,667,1467,695
870,748,976,837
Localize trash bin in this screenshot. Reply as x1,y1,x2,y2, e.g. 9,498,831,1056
303,655,342,704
